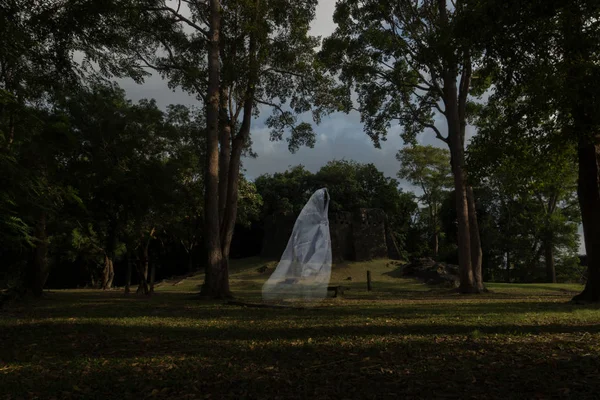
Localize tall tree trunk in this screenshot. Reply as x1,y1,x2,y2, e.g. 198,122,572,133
572,135,600,302
563,6,600,302
101,255,115,290
202,0,225,298
432,230,439,257
101,220,118,290
467,186,485,291
544,242,556,283
451,147,475,293
439,0,479,293
218,0,260,293
28,211,49,297
218,87,231,228
221,134,245,259
445,90,475,292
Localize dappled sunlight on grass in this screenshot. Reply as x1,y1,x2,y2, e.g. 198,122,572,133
1,258,599,399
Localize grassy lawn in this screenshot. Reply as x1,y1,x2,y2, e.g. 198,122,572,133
1,258,600,399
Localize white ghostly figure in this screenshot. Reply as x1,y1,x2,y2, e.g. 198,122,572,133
262,188,332,303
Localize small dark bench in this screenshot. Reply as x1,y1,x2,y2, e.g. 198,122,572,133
327,286,348,298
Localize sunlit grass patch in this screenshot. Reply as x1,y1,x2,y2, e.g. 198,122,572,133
1,258,599,399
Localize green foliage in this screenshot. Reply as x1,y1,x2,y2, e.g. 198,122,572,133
255,160,418,256
0,152,32,249
472,0,600,141
319,0,485,146
397,146,452,191
115,0,332,152
397,145,452,256
313,160,402,213
254,166,314,216
467,100,581,282
256,160,413,216
236,179,263,228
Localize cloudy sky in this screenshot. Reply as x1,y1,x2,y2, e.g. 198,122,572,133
118,1,446,182
116,1,586,254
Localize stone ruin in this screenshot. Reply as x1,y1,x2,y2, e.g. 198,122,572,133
260,208,402,262
401,257,460,288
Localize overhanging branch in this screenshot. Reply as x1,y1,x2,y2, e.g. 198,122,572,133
145,6,209,38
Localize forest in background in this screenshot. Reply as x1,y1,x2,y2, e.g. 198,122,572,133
1,0,598,300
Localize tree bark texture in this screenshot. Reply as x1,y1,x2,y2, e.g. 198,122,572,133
467,186,485,291
101,255,115,290
438,0,482,293
562,7,600,302
218,87,231,229
202,0,226,298
220,0,259,254
573,135,600,302
101,220,118,290
445,82,476,293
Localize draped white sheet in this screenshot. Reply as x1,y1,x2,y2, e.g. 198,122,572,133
262,188,332,303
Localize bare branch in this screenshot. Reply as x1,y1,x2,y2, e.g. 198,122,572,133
380,19,443,96
145,6,209,38
255,98,286,116
254,97,305,139
135,50,206,101
413,90,446,115
263,67,306,79
405,100,448,143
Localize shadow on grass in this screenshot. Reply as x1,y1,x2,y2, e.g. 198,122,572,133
2,288,600,399
3,310,600,349
1,318,599,399
1,290,597,324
